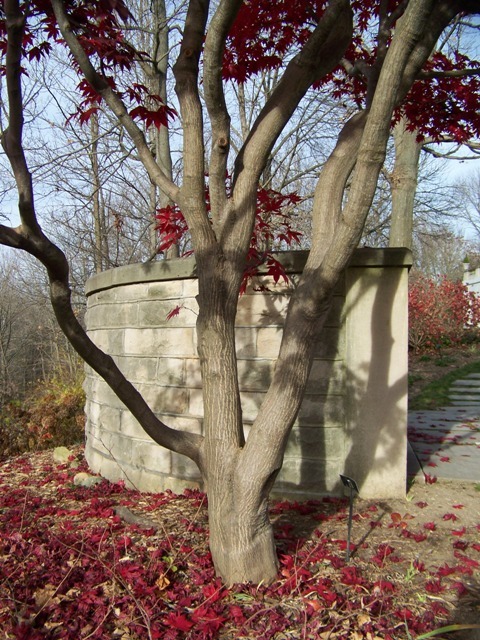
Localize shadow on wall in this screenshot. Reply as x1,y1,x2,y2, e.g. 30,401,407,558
269,263,408,500
342,265,408,498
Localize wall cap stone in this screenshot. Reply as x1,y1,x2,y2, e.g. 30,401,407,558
85,248,413,296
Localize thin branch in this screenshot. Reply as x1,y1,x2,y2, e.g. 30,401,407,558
422,141,480,159
1,0,41,236
419,67,480,79
0,223,25,249
49,0,179,203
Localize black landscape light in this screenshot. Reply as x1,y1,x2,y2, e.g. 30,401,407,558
339,474,359,562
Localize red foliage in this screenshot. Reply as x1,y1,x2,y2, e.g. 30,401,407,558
155,204,190,254
166,304,184,321
3,1,478,146
408,275,480,352
155,183,302,292
224,1,480,145
0,0,174,128
398,52,480,143
223,0,327,83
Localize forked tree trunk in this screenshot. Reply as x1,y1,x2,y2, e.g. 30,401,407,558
196,253,331,583
195,254,283,583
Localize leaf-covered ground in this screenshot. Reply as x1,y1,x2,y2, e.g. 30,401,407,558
1,447,479,640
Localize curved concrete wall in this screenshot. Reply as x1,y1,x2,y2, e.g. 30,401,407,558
84,249,412,499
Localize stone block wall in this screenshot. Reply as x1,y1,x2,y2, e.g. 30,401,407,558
84,249,411,499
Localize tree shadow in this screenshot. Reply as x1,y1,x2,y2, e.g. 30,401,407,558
248,252,410,504
342,263,408,497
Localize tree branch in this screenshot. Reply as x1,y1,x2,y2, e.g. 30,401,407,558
422,140,480,159
172,0,212,244
49,0,179,204
419,67,480,79
397,0,480,104
1,0,42,237
309,110,368,261
203,0,242,230
0,223,25,249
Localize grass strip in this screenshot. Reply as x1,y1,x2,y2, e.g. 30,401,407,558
409,359,480,410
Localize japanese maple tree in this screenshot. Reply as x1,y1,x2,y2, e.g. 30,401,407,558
1,0,479,585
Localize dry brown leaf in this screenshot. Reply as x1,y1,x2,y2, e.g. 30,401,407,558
34,584,57,609
155,573,171,591
357,612,371,626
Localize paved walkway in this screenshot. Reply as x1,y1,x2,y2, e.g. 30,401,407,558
408,373,480,483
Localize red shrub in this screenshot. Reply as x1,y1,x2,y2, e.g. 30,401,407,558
408,276,480,352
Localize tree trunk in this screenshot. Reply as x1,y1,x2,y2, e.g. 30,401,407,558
208,472,279,584
89,111,107,273
193,247,281,583
388,116,422,249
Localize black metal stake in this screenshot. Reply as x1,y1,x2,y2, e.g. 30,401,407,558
339,475,359,562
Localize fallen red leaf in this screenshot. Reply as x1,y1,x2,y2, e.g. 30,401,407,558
454,551,480,569
451,581,468,596
442,513,458,522
413,559,426,572
437,563,456,577
164,611,194,631
425,579,445,594
451,527,467,536
453,540,469,551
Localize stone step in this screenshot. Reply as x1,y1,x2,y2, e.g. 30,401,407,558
451,380,480,388
449,393,480,399
452,400,480,407
450,392,480,398
449,377,480,407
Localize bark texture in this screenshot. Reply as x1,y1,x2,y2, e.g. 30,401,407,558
389,117,422,249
